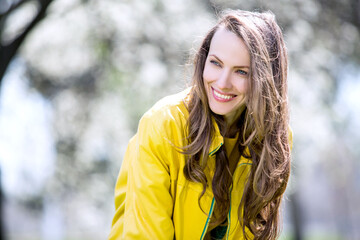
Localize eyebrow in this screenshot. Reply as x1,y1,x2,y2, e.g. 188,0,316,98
209,54,250,68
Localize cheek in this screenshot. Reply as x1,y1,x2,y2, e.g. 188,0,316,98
235,79,249,93
202,63,217,84
202,65,210,84
244,80,249,93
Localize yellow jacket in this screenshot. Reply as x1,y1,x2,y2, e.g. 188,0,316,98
109,89,256,239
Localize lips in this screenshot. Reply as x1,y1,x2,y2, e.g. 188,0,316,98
212,87,236,102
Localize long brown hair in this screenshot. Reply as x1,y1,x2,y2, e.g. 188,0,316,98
182,10,291,239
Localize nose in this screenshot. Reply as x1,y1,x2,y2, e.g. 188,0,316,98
216,69,232,90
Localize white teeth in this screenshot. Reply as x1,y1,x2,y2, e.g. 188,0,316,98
213,89,234,100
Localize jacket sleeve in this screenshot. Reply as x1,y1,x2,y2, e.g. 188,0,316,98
120,114,175,239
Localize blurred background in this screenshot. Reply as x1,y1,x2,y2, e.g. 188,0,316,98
0,0,359,239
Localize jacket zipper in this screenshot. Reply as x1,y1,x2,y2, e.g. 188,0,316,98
225,185,233,239
200,142,222,239
200,197,215,240
225,163,252,239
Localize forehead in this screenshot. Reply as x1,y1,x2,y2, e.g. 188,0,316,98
209,27,250,66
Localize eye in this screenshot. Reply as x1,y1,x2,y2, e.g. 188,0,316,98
210,60,221,67
235,69,248,75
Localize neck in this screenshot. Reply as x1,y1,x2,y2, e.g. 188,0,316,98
223,125,239,138
224,105,246,127
222,107,246,138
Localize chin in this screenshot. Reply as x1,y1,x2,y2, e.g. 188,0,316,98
209,107,233,117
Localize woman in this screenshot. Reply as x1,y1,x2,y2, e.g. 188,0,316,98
109,9,292,240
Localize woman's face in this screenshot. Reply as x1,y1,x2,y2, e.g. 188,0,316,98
203,27,250,124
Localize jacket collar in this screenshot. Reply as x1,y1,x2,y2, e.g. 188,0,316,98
209,117,224,156
182,88,224,157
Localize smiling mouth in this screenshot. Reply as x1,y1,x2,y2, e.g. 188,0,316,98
212,87,236,102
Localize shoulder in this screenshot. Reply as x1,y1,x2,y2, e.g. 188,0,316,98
134,88,191,154
140,88,191,129
288,125,293,150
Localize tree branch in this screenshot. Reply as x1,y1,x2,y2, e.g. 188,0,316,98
0,0,54,87
351,0,360,31
0,0,33,20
